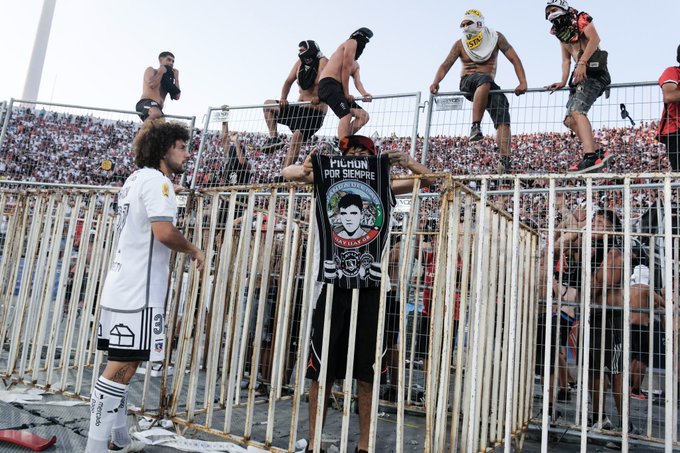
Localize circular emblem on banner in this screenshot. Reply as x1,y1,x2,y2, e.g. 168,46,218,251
327,180,384,248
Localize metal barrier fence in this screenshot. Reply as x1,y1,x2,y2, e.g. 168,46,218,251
0,177,540,452
422,82,666,175
188,93,421,189
0,79,678,452
0,98,195,187
0,81,669,188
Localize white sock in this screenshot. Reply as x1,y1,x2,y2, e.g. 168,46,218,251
86,376,127,450
111,389,131,447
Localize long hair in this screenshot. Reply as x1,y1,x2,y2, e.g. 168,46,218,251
133,120,190,169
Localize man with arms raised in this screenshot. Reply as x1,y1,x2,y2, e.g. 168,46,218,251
85,120,204,453
318,28,373,140
430,9,527,174
261,41,329,169
281,136,433,453
135,51,181,122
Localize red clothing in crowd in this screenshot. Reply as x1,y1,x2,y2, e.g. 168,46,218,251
658,66,680,137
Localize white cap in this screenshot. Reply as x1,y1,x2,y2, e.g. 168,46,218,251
545,0,569,19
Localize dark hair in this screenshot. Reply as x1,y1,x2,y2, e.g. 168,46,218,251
596,208,621,233
338,193,363,211
133,120,190,169
158,51,175,59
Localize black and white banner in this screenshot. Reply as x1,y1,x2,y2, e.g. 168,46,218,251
312,154,394,288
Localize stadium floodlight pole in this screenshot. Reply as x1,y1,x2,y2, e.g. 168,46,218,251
0,99,14,151
22,0,56,101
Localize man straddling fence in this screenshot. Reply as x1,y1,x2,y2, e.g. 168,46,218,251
281,135,433,453
85,120,205,453
544,0,612,174
135,51,181,122
318,28,373,140
430,9,527,174
261,41,329,171
657,44,680,171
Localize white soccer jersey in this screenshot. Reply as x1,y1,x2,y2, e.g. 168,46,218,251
100,168,177,312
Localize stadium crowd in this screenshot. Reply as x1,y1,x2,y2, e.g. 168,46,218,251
0,107,672,206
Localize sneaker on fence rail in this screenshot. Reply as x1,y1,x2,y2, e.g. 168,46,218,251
496,155,512,175
567,149,612,174
261,136,285,153
469,122,483,142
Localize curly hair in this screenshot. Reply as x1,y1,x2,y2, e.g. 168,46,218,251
133,120,190,169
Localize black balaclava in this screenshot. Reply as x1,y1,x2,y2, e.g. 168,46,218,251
549,8,582,43
349,27,373,60
677,44,680,64
298,40,322,90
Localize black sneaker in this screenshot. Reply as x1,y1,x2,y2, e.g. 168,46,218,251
567,149,612,174
556,388,571,403
497,155,511,174
469,123,483,142
261,136,285,152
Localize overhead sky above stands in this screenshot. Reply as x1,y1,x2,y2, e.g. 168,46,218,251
1,0,676,120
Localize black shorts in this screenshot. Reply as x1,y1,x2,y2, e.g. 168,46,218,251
631,323,650,365
275,103,326,141
534,312,574,375
459,73,510,127
306,285,387,384
318,77,362,120
589,309,623,375
135,99,162,121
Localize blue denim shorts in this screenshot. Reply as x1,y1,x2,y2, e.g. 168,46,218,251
565,71,611,116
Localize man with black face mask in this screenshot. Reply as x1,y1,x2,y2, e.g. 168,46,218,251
657,44,680,171
544,0,612,174
262,41,329,170
318,28,374,140
135,51,181,123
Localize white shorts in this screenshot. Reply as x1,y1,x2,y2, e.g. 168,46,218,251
97,307,166,362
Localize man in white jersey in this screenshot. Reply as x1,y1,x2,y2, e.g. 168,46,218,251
85,120,205,453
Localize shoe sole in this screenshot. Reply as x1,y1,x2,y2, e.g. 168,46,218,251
469,134,483,142
261,143,285,152
568,153,613,174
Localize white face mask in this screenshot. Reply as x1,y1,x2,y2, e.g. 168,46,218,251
547,10,567,22
461,22,482,36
